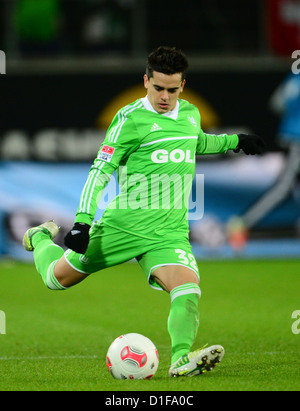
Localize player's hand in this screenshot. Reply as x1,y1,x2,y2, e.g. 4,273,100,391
234,134,266,155
64,223,91,254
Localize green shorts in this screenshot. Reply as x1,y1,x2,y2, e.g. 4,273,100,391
64,222,199,291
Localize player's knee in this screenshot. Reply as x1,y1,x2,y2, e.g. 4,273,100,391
56,272,88,289
53,259,87,288
153,265,199,293
53,271,78,288
42,261,69,291
174,271,200,289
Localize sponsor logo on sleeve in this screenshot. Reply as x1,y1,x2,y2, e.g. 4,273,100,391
98,145,115,162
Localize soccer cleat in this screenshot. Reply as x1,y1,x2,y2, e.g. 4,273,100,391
169,345,225,377
22,220,60,251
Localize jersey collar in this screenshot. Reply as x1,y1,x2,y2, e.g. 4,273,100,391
141,96,180,120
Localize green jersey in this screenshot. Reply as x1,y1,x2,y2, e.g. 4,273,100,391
75,97,238,240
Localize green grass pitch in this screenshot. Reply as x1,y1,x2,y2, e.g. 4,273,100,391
0,258,299,391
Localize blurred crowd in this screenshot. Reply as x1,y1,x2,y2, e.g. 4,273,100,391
1,0,267,58
3,0,133,56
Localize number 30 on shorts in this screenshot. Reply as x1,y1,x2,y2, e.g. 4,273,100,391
174,249,198,272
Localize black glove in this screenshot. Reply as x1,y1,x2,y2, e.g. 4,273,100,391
234,134,266,155
64,223,91,254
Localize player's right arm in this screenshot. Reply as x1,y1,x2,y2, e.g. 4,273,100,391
64,106,141,253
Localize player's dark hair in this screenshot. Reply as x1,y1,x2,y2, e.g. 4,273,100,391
146,46,188,81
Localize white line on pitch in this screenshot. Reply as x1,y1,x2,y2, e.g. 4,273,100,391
0,355,99,361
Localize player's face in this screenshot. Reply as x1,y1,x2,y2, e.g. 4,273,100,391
144,71,185,113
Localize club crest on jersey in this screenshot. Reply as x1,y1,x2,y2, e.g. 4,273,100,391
98,145,115,162
187,115,197,127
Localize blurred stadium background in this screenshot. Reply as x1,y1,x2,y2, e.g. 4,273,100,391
1,0,300,261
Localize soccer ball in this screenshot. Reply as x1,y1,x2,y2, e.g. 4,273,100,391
106,333,159,380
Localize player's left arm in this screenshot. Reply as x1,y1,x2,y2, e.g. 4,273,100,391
196,129,238,155
197,129,266,155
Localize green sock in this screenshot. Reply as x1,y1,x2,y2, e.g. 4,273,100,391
168,283,201,365
32,232,66,290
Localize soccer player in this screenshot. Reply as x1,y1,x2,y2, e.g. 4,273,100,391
23,46,265,377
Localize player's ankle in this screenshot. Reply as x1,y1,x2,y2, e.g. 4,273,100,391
32,231,51,248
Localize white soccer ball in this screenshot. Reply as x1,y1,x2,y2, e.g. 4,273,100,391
106,333,159,380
